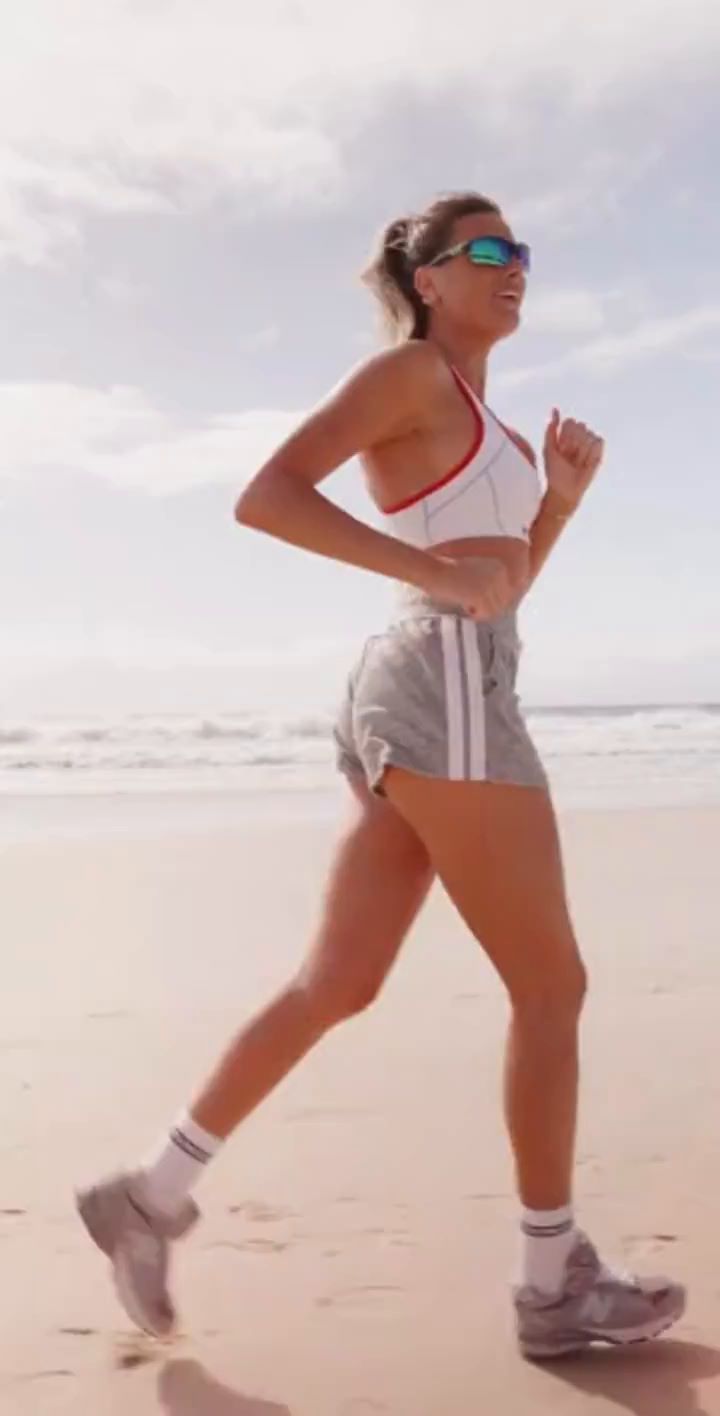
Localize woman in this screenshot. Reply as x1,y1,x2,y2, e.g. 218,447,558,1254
77,191,686,1360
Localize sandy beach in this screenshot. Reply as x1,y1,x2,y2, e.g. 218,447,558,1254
3,802,720,1414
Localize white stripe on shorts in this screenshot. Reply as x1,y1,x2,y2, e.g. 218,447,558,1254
460,619,487,779
440,617,464,779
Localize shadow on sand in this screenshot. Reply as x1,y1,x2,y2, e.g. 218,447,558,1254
536,1339,720,1416
157,1338,720,1415
158,1359,293,1416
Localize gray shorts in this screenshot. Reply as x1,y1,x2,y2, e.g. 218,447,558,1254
333,587,548,796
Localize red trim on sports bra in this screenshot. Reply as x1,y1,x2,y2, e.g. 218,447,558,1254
382,366,485,515
496,418,537,469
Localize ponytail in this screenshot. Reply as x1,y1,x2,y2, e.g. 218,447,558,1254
361,192,501,344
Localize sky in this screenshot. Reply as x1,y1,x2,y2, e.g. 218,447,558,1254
1,0,719,716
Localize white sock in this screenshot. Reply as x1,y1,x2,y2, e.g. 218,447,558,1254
519,1204,576,1294
134,1114,223,1217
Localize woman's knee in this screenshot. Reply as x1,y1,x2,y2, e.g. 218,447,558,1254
294,955,386,1030
510,947,588,1028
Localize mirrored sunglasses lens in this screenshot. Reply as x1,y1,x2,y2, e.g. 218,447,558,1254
468,237,506,266
468,238,531,271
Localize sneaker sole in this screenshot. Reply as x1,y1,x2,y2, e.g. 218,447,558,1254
76,1186,174,1339
520,1307,684,1361
76,1186,114,1258
114,1248,175,1338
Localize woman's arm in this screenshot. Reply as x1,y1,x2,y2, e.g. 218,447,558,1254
525,486,577,589
519,407,605,593
235,342,447,594
235,343,515,626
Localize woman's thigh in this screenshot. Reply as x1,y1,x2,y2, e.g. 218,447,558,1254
298,775,435,1005
382,770,585,1002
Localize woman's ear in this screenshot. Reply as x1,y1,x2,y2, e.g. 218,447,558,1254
413,265,438,309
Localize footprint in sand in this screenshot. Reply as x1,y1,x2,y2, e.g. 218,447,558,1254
316,1283,404,1311
284,1105,376,1123
624,1233,679,1249
357,1226,415,1250
297,1221,412,1250
117,1350,154,1371
341,1401,389,1413
227,1201,295,1223
18,1370,74,1383
208,1237,289,1254
358,1225,407,1237
114,1334,167,1370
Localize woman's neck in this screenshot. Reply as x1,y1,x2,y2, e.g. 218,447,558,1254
426,332,491,400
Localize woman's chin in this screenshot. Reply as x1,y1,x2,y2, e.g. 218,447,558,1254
493,309,522,340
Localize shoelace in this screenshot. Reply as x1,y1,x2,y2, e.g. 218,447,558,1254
573,1242,639,1293
598,1260,637,1288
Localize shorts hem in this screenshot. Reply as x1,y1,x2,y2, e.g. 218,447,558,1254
337,750,548,798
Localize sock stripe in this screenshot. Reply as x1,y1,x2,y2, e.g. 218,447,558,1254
521,1219,575,1239
170,1126,212,1165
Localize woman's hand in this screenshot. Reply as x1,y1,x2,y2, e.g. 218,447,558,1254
426,556,517,621
543,410,605,511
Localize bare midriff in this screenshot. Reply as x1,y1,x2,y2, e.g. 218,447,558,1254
430,534,530,595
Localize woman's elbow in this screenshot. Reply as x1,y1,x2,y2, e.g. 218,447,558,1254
234,470,275,529
234,464,305,533
233,486,256,526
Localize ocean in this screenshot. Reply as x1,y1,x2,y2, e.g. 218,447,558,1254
1,702,719,837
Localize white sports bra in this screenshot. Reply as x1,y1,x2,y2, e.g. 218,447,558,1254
382,366,542,547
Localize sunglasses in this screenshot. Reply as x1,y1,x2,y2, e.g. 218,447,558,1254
428,235,531,273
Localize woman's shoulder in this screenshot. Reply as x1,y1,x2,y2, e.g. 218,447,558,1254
340,339,451,406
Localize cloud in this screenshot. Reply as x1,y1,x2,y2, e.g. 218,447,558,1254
97,273,147,309
0,383,170,466
499,304,720,388
0,185,78,267
91,409,304,493
507,144,667,237
522,287,610,336
0,148,176,266
2,295,718,491
681,348,720,365
577,308,720,372
0,381,302,493
236,324,281,355
1,0,718,264
0,624,353,671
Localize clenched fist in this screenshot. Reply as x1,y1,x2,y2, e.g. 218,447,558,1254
543,409,605,510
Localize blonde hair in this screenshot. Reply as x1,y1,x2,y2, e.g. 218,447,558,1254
361,191,500,342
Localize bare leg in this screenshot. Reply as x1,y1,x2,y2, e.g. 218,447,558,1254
76,778,433,1336
381,769,686,1354
79,770,685,1350
383,771,585,1209
191,777,433,1138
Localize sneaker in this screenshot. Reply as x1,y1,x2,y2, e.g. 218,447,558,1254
76,1171,199,1337
514,1231,686,1360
